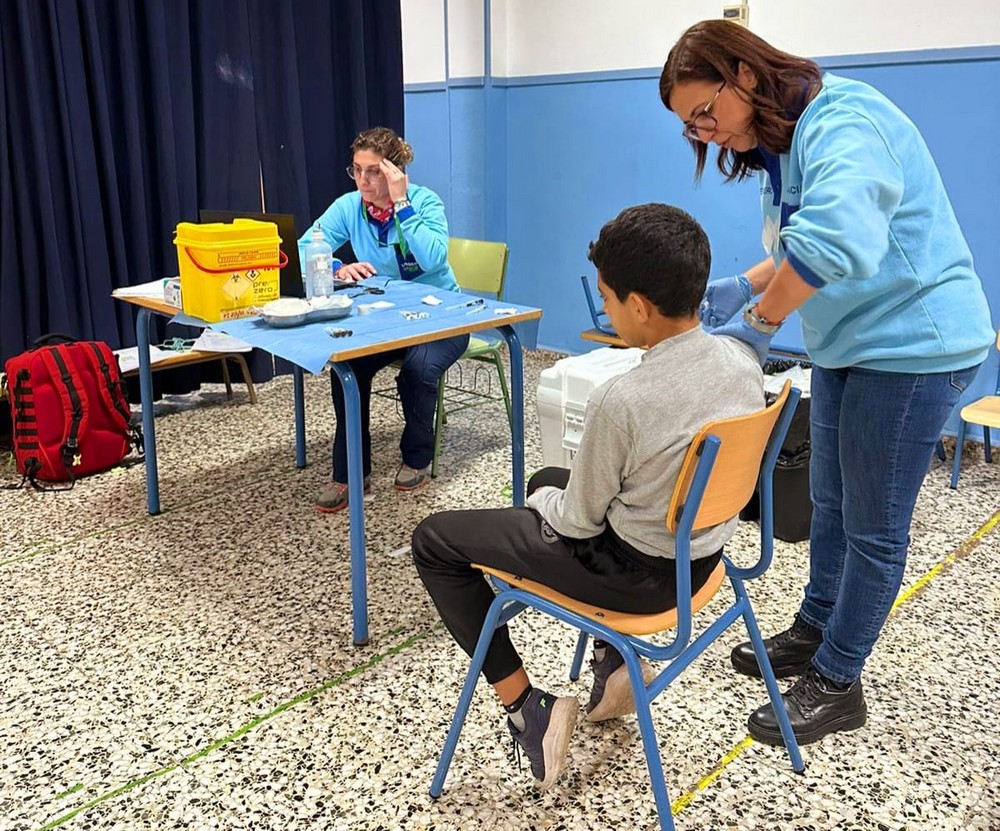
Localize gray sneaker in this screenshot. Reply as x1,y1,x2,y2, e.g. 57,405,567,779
394,462,431,491
314,476,372,513
585,644,656,723
507,689,578,790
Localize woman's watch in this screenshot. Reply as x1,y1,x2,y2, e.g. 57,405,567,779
742,303,784,335
393,198,411,211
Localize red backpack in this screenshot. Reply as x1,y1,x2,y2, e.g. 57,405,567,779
3,336,143,488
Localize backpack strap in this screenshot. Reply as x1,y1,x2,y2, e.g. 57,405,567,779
84,342,144,455
85,342,132,426
3,456,75,492
3,367,74,491
3,371,41,490
9,368,38,451
46,346,82,484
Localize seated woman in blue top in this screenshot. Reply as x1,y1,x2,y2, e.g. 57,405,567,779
299,126,468,512
661,21,993,749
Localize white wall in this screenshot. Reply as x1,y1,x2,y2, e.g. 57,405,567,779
752,0,1000,59
400,0,446,83
498,0,721,77
402,0,484,83
491,0,1000,79
448,0,485,78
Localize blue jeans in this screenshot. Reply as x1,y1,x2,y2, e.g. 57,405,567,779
330,334,469,481
801,363,980,683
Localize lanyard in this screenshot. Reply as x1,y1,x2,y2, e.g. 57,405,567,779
360,201,409,259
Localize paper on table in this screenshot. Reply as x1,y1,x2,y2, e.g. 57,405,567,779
191,329,252,353
113,345,177,374
112,278,176,302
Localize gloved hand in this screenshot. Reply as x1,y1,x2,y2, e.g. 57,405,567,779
700,273,753,329
710,311,775,366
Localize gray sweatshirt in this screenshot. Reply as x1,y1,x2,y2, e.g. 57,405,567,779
527,327,765,560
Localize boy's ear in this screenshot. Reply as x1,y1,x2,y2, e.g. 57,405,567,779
629,292,653,321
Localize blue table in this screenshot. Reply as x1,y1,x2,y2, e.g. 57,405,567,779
118,281,542,644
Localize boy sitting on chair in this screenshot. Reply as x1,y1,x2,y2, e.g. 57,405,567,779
412,203,764,789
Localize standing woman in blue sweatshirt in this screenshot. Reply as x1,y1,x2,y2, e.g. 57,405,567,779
661,21,993,746
299,127,468,512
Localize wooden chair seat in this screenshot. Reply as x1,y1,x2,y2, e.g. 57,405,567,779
950,331,1000,487
960,396,1000,429
474,561,726,637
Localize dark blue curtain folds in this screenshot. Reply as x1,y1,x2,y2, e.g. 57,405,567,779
0,0,403,370
247,0,404,234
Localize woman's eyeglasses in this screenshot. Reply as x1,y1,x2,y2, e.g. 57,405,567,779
682,82,725,142
346,165,382,183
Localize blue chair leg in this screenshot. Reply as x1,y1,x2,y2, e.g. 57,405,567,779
738,587,804,773
431,378,446,478
934,439,946,462
491,352,513,428
569,631,589,681
623,648,675,831
430,594,509,798
984,426,992,463
950,420,968,489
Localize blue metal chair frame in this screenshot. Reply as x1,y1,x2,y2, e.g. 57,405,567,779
429,388,805,830
580,274,617,336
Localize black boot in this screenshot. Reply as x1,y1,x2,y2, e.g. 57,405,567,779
731,615,823,679
748,666,867,746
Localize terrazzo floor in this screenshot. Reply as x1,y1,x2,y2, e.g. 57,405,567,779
1,347,998,831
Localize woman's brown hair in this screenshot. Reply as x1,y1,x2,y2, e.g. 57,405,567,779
660,20,822,182
351,126,414,169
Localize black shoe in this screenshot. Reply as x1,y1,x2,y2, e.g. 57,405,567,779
747,666,868,746
731,615,823,679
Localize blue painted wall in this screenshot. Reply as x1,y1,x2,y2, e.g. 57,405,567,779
405,83,505,244
405,52,1000,438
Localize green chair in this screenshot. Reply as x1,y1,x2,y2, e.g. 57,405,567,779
431,238,513,476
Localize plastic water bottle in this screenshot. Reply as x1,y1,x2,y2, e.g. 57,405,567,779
305,225,334,298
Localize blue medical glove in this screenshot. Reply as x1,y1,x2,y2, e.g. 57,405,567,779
700,273,753,329
710,311,775,366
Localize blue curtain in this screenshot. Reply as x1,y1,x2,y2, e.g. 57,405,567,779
0,0,403,370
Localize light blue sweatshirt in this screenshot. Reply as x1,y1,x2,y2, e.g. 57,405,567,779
760,72,992,372
297,183,459,292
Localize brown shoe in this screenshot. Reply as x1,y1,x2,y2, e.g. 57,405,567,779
315,476,372,513
393,463,431,491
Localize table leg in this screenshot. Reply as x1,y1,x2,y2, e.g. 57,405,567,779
137,308,160,515
293,366,306,469
329,361,369,646
498,325,524,507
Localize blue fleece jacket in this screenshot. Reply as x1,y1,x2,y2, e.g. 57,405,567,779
298,183,459,292
759,72,992,372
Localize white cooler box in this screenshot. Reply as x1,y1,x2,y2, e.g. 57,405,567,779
536,346,644,468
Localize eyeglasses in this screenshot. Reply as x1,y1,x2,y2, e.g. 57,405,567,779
682,82,725,142
346,165,382,183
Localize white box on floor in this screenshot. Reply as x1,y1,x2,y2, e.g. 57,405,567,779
536,346,644,468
